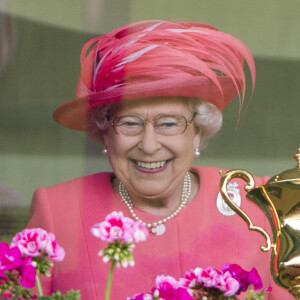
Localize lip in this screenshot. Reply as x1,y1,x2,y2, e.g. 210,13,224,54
131,159,171,174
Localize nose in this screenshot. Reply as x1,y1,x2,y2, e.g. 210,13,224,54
137,122,161,155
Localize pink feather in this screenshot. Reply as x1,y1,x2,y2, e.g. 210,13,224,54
77,20,255,112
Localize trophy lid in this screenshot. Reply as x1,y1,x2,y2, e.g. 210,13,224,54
268,148,300,184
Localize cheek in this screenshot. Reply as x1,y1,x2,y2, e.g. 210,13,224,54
106,134,135,174
106,138,126,164
181,144,196,165
106,129,130,155
175,133,197,160
106,146,128,181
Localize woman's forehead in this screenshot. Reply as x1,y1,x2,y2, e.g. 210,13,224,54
111,97,192,115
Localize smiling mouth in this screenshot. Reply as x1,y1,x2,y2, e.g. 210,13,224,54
135,160,168,170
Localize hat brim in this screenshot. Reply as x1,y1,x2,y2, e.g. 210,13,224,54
53,76,239,131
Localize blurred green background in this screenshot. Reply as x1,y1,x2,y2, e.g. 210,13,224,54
0,0,299,238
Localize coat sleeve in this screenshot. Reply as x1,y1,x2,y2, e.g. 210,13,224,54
27,187,54,296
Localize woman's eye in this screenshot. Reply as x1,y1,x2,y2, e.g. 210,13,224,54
117,117,143,127
121,121,140,126
157,117,181,127
160,122,178,127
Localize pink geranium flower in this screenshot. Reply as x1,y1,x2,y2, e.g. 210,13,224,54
132,222,148,243
45,233,65,262
155,275,180,289
91,211,148,243
153,286,194,300
93,212,149,300
248,267,263,290
20,265,36,288
0,229,68,299
222,263,263,293
154,275,194,300
218,271,240,296
11,228,65,263
11,228,50,257
16,256,36,288
0,243,37,289
128,264,265,300
180,267,203,288
222,263,248,292
91,211,134,243
127,293,153,300
2,291,11,299
198,267,221,288
0,272,7,281
0,242,22,272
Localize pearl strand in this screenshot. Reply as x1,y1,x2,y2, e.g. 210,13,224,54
118,172,192,234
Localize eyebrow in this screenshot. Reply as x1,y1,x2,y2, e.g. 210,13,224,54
114,113,191,119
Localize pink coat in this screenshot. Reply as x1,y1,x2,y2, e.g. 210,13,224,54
27,166,293,299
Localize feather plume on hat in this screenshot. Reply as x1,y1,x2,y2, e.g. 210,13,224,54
53,20,255,130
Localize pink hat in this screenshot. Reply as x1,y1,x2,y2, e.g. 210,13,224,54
53,20,255,130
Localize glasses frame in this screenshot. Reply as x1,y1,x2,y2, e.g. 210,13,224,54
109,112,197,136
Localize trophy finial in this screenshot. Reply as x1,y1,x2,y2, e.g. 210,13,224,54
293,148,300,168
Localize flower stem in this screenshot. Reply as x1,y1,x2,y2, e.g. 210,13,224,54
105,260,116,300
36,273,43,297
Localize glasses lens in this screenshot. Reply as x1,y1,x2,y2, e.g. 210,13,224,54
114,115,144,136
155,115,187,136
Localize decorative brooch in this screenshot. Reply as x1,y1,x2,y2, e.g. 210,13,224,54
216,182,241,216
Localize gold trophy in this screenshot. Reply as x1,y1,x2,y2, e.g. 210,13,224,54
220,148,300,298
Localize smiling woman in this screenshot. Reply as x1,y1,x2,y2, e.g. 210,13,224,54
27,20,293,299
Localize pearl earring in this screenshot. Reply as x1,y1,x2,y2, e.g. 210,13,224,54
194,148,200,158
102,146,108,155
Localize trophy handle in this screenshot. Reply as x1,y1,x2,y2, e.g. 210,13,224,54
220,169,272,252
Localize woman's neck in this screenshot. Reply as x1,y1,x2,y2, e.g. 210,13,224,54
112,171,199,217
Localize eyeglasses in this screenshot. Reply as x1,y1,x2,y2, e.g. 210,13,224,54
110,113,196,136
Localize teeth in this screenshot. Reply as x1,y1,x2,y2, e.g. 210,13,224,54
136,160,167,169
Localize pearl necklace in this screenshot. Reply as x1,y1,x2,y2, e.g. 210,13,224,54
118,172,192,236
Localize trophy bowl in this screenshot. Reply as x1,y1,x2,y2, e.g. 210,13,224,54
220,148,300,298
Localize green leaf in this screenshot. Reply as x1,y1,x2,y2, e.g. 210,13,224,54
36,290,80,300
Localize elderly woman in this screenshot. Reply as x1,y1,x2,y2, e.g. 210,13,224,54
27,20,292,299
